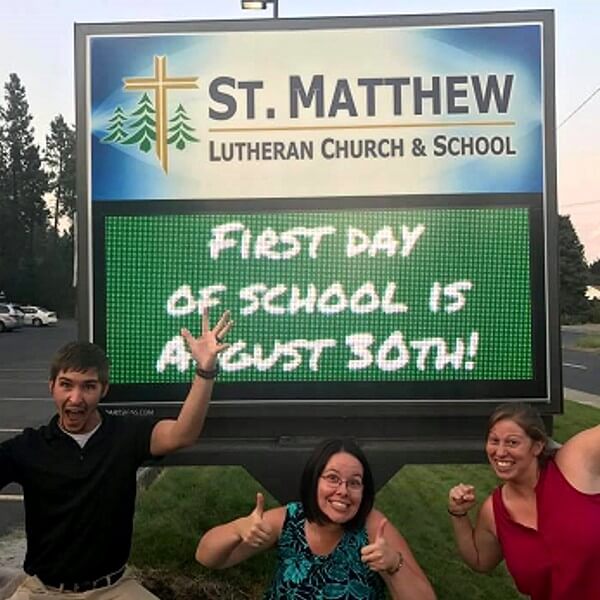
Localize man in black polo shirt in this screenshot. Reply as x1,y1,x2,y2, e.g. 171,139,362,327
0,308,232,599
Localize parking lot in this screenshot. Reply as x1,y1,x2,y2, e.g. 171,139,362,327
0,318,76,401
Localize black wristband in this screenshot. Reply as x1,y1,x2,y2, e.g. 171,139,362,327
447,508,468,518
195,363,220,379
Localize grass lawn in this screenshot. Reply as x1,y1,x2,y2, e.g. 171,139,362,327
575,334,600,350
130,400,598,599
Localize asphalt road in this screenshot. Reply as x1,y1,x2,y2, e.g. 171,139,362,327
562,346,600,396
0,319,77,405
561,328,600,400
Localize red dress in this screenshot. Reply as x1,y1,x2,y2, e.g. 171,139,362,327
492,458,600,599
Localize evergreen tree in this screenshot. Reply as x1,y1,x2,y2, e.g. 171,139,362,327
559,215,590,322
0,119,9,286
0,73,48,299
168,103,199,150
45,114,76,236
590,258,600,285
31,226,75,315
102,106,129,143
123,93,156,152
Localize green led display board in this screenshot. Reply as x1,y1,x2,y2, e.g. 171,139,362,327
95,203,546,402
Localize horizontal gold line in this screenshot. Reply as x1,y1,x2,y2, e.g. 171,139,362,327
124,84,199,91
124,77,198,83
209,121,515,133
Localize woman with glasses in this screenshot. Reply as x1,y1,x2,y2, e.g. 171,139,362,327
196,438,436,599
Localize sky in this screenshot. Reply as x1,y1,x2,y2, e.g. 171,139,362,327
1,0,598,262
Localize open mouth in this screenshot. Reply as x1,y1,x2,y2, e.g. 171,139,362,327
65,408,85,416
63,407,87,425
493,459,514,471
329,500,351,511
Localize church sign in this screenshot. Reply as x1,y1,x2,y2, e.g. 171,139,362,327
75,10,560,413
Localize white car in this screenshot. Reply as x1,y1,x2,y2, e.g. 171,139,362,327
20,305,58,327
0,314,18,332
0,303,24,328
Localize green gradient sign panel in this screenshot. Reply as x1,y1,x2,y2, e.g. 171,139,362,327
105,207,532,384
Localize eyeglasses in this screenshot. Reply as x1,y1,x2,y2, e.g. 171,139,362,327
321,473,364,492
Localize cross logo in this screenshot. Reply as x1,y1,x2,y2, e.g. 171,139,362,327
102,56,199,173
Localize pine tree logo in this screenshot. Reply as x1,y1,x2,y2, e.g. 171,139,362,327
122,93,156,153
102,106,129,143
168,104,199,150
101,56,199,173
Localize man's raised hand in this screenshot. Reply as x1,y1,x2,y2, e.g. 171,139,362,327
181,307,233,370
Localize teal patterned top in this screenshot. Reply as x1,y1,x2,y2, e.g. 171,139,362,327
264,502,385,600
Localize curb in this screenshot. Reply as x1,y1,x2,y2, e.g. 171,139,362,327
564,387,600,409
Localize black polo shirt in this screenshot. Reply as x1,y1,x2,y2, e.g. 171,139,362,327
0,410,155,584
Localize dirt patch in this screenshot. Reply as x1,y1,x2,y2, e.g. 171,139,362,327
138,569,254,600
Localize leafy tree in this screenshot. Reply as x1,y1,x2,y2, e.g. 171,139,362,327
123,93,156,152
45,114,76,236
168,103,198,150
559,215,590,322
0,73,48,299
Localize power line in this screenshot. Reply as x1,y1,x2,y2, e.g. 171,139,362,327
558,86,600,129
561,199,600,208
